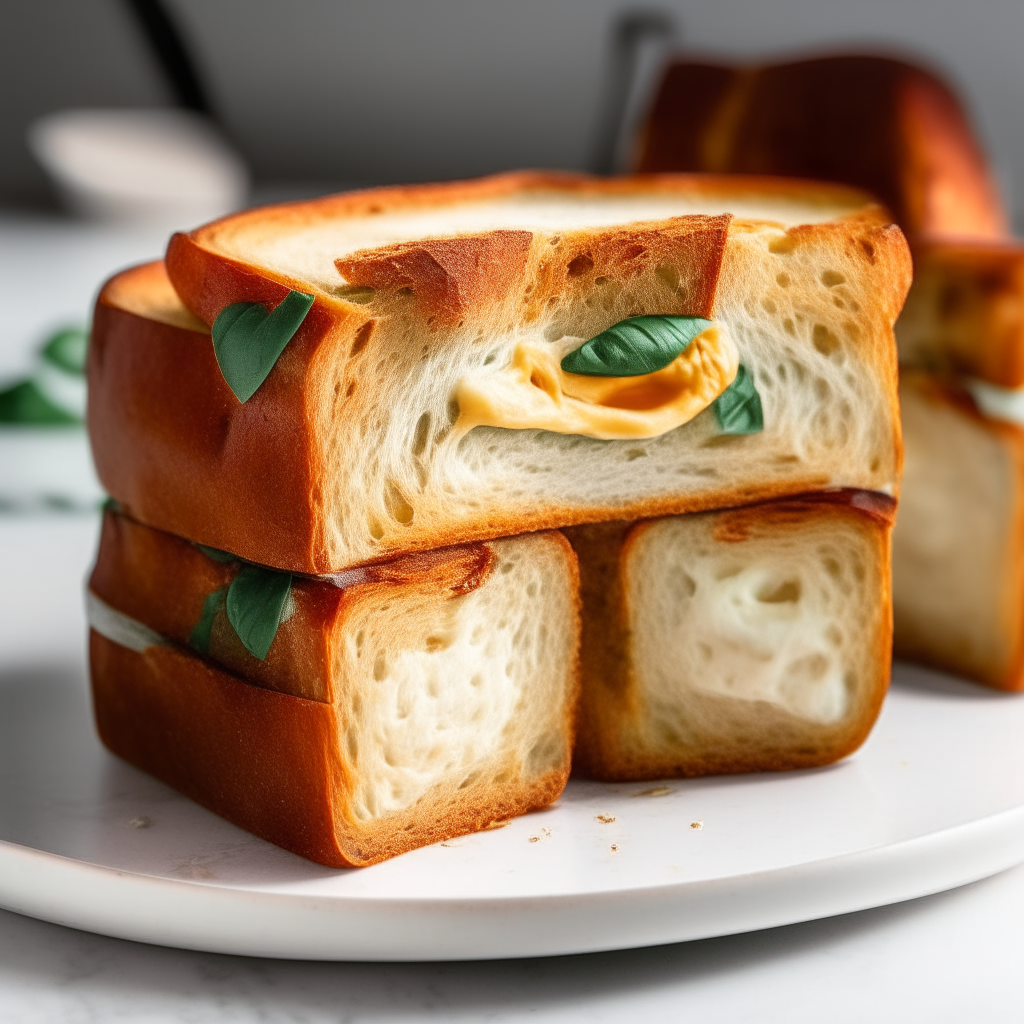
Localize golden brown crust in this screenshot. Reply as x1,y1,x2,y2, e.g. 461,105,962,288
894,373,1024,691
635,55,1006,240
90,631,569,867
336,231,535,329
88,507,497,702
567,494,893,780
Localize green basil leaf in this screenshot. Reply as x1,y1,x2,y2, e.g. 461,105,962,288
212,290,315,403
225,565,293,661
188,586,227,655
560,315,714,377
197,544,237,564
0,380,81,425
41,327,88,376
713,364,763,435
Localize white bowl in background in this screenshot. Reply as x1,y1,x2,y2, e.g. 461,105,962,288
27,108,249,225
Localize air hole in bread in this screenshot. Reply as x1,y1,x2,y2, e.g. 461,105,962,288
425,633,454,652
411,412,431,457
812,324,842,358
373,652,388,681
656,264,681,291
783,318,796,335
756,578,802,604
821,270,846,287
787,652,829,683
595,276,610,286
776,272,792,287
625,448,647,461
568,254,594,277
387,481,417,530
822,556,843,581
338,285,375,305
350,320,374,356
859,239,876,263
768,234,798,255
368,517,385,541
763,297,777,314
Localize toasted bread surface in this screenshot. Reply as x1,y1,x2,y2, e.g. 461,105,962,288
635,55,1006,240
893,374,1024,690
88,527,580,866
90,171,907,573
568,493,894,780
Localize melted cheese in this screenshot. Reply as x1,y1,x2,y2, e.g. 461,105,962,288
455,324,738,440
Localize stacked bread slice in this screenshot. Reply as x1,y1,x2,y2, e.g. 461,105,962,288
86,172,909,865
637,53,1024,692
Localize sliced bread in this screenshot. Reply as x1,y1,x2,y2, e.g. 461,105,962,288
88,510,580,866
567,493,894,780
893,374,1024,690
89,172,908,573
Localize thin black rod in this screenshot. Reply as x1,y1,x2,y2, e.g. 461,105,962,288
122,0,215,119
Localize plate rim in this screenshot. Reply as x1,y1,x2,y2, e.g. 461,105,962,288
2,800,1023,961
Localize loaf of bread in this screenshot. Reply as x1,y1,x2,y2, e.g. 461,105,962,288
635,54,1005,240
87,508,580,866
893,374,1024,690
634,54,1024,390
567,493,894,779
88,172,908,574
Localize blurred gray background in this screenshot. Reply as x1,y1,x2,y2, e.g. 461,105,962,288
3,0,1024,223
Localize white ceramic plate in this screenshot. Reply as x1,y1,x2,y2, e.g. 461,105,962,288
2,517,1024,962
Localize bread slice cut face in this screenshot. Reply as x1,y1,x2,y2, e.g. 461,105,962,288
88,509,579,866
568,494,894,780
89,172,907,573
893,375,1024,690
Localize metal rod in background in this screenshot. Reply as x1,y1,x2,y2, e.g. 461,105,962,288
121,0,216,121
591,10,677,176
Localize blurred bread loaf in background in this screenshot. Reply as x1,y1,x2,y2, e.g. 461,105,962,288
635,49,1024,691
